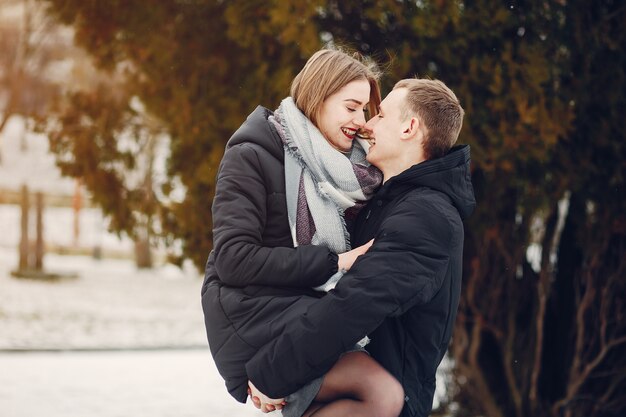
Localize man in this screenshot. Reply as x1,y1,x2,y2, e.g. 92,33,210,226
247,78,476,417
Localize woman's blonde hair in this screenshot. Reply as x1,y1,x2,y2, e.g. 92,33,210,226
290,48,382,126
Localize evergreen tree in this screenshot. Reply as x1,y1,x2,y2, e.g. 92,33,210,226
41,0,320,266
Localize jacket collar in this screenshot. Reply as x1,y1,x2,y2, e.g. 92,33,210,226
375,145,476,220
226,106,284,161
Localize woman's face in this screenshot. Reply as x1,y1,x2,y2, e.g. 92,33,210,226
317,79,371,152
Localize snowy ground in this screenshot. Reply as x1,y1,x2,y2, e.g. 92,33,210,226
0,245,266,417
0,247,204,350
0,350,264,417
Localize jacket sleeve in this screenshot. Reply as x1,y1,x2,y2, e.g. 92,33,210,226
212,142,338,288
245,196,455,398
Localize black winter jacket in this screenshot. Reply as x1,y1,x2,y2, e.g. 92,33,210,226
245,145,476,417
201,106,339,402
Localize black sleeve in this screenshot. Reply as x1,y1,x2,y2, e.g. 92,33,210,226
212,143,338,288
245,197,454,398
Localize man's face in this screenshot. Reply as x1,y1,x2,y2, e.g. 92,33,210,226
364,88,408,168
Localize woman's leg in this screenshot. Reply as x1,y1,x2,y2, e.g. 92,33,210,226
301,351,404,417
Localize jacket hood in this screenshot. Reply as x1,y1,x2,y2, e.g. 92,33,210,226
378,145,476,219
225,106,283,160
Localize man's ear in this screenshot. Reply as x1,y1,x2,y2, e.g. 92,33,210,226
400,116,420,140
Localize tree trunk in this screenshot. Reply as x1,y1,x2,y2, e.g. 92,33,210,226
134,235,152,269
73,179,82,247
18,184,29,270
34,191,44,270
0,111,13,165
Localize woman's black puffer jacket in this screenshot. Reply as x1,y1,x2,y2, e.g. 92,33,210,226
201,106,339,402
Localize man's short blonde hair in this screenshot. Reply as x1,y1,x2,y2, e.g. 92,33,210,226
291,48,381,127
394,78,464,160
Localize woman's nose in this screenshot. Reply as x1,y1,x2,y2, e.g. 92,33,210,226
353,112,366,126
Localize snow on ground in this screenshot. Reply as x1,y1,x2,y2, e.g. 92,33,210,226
0,350,264,417
0,246,205,350
0,246,265,417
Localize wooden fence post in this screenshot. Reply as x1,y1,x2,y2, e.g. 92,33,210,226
19,185,29,271
34,191,44,270
73,179,81,247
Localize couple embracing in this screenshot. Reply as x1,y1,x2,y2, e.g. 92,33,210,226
201,47,475,417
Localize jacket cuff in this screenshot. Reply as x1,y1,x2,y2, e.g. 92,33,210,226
313,269,344,292
328,251,339,272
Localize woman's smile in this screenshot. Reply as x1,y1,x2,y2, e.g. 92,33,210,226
341,127,358,139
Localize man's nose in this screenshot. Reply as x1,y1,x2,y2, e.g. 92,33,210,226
363,117,376,131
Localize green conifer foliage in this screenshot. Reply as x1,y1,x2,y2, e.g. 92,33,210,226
41,0,319,267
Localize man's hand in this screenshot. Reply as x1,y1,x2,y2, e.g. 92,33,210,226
248,381,286,413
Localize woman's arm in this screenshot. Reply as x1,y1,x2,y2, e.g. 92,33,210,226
212,142,338,288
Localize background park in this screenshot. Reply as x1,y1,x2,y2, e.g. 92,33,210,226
0,1,624,417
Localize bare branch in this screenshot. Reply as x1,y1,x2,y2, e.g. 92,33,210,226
530,201,559,407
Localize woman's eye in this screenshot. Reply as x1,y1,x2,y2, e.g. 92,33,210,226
347,107,356,112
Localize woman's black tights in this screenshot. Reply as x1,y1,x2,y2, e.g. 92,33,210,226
302,351,405,417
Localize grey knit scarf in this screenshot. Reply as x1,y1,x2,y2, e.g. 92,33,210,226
270,97,382,291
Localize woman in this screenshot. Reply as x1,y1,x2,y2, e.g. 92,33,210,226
201,48,404,417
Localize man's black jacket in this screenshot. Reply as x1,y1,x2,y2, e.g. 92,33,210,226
245,145,476,417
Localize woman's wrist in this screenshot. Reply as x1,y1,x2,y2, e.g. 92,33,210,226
337,252,348,271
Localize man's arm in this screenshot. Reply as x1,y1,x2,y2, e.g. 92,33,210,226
245,196,456,398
